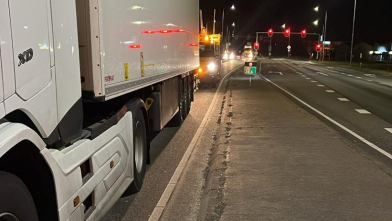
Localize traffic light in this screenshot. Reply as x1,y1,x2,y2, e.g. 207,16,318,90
284,28,290,37
315,44,321,52
268,28,273,37
301,29,306,38
254,42,260,50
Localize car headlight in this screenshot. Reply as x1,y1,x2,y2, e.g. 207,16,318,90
207,62,216,71
229,53,235,60
223,53,229,60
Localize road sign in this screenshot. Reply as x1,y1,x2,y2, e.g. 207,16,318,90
244,61,257,75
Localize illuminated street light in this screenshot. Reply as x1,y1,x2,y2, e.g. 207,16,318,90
231,5,235,10
232,22,235,27
281,23,286,29
313,20,319,26
314,6,319,12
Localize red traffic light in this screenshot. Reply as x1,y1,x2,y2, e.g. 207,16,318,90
268,28,273,37
301,29,307,38
284,28,290,37
254,42,260,50
315,44,321,52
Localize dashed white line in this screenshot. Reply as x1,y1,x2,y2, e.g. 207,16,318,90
355,109,371,114
341,73,346,75
311,81,317,83
356,77,362,79
261,74,392,160
338,98,350,102
348,75,353,77
302,75,307,77
317,85,325,87
367,80,373,82
326,90,335,93
317,72,329,77
385,128,392,134
306,78,311,80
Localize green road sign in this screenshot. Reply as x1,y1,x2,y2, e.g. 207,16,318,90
244,61,257,75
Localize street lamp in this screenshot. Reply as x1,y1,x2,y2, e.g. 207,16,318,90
221,4,235,51
232,22,235,27
314,6,319,12
281,23,286,29
313,20,319,26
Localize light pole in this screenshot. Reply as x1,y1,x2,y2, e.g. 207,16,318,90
221,4,235,51
350,0,357,65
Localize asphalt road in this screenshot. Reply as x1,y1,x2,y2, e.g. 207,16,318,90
259,58,392,162
101,60,242,221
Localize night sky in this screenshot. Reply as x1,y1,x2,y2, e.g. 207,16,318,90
200,0,392,54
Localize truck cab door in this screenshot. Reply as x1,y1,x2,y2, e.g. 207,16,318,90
8,0,52,100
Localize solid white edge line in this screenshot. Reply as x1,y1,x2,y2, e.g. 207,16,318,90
148,64,243,221
260,73,392,160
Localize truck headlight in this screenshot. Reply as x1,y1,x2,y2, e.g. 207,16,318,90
207,62,216,71
248,53,253,58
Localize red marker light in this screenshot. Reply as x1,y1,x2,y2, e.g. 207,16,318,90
128,44,141,49
142,30,156,34
188,43,199,47
175,29,190,33
158,30,173,34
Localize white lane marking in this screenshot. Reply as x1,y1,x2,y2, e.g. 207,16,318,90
367,80,373,82
365,74,377,78
326,90,335,93
149,65,243,221
268,71,283,75
338,98,350,102
341,73,346,75
348,75,353,77
356,77,362,79
385,128,392,134
311,81,317,83
355,109,371,114
317,72,329,76
302,75,307,77
306,78,311,80
317,85,325,87
260,74,392,160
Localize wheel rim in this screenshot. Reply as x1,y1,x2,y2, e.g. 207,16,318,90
0,213,20,221
134,121,144,174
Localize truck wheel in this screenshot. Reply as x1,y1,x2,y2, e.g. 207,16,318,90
187,80,192,113
168,81,185,127
124,109,147,195
0,171,39,221
182,80,189,119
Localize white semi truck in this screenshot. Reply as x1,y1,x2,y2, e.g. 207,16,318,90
0,0,199,220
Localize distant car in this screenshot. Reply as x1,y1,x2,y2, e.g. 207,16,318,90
237,55,242,60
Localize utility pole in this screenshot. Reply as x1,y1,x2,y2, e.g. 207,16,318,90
213,9,216,34
322,11,327,62
350,0,357,65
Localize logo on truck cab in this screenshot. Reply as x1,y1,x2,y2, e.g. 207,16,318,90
18,48,34,67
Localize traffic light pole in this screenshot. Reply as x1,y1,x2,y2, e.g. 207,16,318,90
255,32,320,58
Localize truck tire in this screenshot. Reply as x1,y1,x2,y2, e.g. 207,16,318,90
0,171,39,221
168,80,185,127
124,109,147,195
187,78,192,113
183,79,189,119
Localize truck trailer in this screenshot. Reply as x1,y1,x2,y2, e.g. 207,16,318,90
0,0,199,220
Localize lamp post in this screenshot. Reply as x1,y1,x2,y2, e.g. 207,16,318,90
350,0,357,65
221,5,235,51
